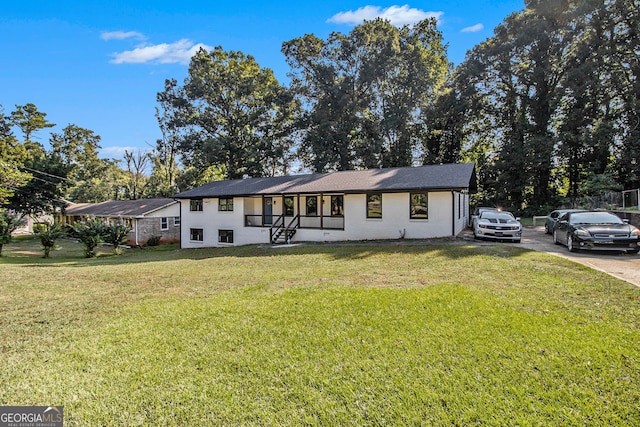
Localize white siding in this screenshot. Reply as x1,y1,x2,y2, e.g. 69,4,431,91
180,191,469,248
309,192,454,242
181,198,272,248
144,203,180,218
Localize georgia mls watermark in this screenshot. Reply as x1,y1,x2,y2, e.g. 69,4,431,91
0,406,63,427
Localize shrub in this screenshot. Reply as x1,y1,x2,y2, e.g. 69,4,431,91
146,235,162,247
35,222,66,258
0,210,23,257
72,217,106,258
102,222,132,255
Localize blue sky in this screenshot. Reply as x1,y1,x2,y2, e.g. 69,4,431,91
1,1,524,160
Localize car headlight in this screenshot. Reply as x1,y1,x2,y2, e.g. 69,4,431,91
574,228,591,238
631,227,640,237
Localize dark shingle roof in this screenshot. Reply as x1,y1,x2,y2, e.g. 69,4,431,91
65,198,177,218
175,163,475,199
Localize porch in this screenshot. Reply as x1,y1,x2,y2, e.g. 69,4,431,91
243,194,345,244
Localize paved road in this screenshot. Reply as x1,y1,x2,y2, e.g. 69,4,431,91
471,226,640,288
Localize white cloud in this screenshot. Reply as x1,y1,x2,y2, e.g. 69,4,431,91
99,146,139,158
101,31,145,41
109,39,213,65
327,5,443,26
461,23,484,33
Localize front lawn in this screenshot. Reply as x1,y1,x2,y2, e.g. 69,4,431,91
1,239,639,425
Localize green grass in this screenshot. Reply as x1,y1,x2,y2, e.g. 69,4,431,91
1,237,639,425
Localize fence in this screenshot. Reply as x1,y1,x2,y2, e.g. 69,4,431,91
580,189,639,210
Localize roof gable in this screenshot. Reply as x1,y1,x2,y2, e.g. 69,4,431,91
175,163,475,199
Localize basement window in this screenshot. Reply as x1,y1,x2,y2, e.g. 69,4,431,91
190,228,204,241
218,229,234,244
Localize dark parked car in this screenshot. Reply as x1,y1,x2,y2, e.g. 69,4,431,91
553,211,640,253
544,209,585,234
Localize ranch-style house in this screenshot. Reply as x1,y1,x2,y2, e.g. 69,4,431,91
62,198,180,246
174,163,476,248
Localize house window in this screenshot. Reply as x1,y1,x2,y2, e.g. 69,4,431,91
331,195,344,216
218,229,234,244
367,193,382,218
284,196,294,216
462,194,466,217
160,217,169,230
218,197,233,211
173,216,180,226
306,196,318,216
410,193,428,219
190,228,204,241
190,199,203,212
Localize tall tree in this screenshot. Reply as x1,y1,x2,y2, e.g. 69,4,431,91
0,106,31,204
608,0,640,190
123,149,150,200
10,103,55,143
149,91,184,197
157,47,297,181
5,105,68,216
283,18,449,172
51,124,125,203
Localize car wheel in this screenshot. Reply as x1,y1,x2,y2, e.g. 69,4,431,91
545,224,550,234
567,235,578,252
553,230,560,245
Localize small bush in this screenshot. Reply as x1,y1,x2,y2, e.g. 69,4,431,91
35,222,66,258
72,217,106,258
146,235,162,247
103,222,132,255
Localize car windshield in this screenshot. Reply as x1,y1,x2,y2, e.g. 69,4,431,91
480,212,515,221
569,212,623,225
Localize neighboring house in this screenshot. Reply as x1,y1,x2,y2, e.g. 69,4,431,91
62,198,180,246
11,213,54,235
174,163,476,248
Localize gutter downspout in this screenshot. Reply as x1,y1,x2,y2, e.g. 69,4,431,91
177,198,181,248
451,191,456,237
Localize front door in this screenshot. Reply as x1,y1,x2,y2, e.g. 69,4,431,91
263,197,273,225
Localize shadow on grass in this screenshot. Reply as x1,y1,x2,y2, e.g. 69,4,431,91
1,235,536,268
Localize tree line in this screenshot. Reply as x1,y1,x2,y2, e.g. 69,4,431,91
2,0,639,221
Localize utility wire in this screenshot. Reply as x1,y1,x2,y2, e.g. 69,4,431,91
21,166,69,181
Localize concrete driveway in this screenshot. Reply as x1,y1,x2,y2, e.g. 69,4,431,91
488,226,640,287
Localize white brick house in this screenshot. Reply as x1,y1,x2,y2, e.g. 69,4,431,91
174,163,475,248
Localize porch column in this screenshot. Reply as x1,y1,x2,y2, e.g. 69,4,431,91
320,193,324,229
